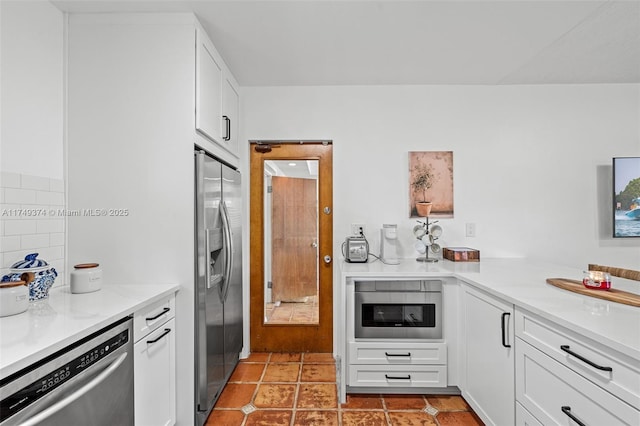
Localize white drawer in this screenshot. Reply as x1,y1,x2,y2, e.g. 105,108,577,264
516,339,640,426
516,402,543,426
134,296,175,342
348,342,446,365
348,364,447,388
515,308,640,408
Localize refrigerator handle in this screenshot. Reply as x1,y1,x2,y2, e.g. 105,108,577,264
220,200,233,302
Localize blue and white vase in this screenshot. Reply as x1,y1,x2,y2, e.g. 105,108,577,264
1,253,58,301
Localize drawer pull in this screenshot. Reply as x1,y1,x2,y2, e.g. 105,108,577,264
385,374,411,380
560,345,612,372
501,312,511,348
147,328,171,344
385,352,411,357
146,307,170,321
561,406,586,426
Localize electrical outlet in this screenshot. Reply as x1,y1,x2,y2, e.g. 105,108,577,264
466,223,476,237
351,224,365,236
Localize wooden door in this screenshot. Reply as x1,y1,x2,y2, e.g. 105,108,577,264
271,176,318,302
250,142,333,353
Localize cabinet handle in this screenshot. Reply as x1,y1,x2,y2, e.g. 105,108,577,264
223,115,230,141
146,307,170,321
560,345,612,371
501,312,511,348
147,328,171,344
385,352,411,357
561,406,586,426
385,374,411,380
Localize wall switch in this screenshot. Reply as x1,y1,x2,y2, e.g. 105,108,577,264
466,223,476,237
351,224,366,236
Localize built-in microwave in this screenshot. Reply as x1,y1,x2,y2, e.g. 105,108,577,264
354,280,442,339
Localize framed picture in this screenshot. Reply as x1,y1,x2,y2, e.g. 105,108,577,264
613,156,640,238
409,151,453,218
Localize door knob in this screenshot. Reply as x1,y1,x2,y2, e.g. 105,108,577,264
324,255,332,264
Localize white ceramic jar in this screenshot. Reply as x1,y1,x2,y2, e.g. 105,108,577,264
0,281,29,317
70,263,102,294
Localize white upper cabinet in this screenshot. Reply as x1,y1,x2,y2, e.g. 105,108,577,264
222,76,240,156
195,26,240,158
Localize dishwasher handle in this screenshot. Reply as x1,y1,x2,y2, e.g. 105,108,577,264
20,352,128,426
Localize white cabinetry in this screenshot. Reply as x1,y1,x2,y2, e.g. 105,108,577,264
195,27,241,158
461,284,514,426
134,296,177,426
515,309,640,426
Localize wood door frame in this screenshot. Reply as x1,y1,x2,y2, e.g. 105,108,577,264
249,142,333,352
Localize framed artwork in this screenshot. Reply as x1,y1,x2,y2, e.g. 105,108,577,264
613,156,640,238
409,151,454,218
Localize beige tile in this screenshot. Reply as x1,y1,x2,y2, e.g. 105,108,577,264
253,384,296,408
270,352,302,363
214,384,256,409
300,364,336,382
294,410,339,426
205,409,244,426
296,384,338,409
341,393,384,410
302,353,335,364
426,395,470,412
262,363,300,382
437,411,484,426
388,411,438,425
342,411,388,426
229,363,265,382
245,410,292,426
383,395,427,410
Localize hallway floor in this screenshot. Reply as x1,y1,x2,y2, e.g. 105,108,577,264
206,352,484,426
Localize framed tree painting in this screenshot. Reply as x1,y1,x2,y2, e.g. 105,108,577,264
409,151,454,218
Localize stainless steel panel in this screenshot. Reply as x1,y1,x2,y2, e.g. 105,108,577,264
0,318,133,426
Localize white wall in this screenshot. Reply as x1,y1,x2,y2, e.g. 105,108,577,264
242,84,640,270
0,1,65,283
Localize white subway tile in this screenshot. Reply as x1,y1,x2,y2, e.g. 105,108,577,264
0,268,9,279
1,236,21,252
4,188,37,205
0,188,4,203
50,232,65,246
1,172,21,189
36,191,64,206
21,175,50,191
21,234,50,250
37,246,63,262
49,179,64,193
4,220,37,236
0,221,4,236
2,250,30,268
36,219,64,234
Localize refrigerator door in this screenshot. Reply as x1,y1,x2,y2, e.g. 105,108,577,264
194,151,225,420
221,165,243,378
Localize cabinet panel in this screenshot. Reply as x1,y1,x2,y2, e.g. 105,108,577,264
516,309,640,408
349,341,446,365
462,284,514,426
516,339,640,426
134,297,175,342
348,364,447,388
195,29,223,143
135,317,176,426
221,77,239,156
515,402,543,426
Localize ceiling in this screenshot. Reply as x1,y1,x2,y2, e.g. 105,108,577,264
52,0,640,86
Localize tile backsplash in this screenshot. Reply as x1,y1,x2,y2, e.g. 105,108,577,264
1,172,65,286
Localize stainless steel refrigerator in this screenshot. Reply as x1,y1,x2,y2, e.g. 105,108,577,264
194,150,243,425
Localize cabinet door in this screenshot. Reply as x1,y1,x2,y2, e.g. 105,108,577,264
462,285,514,426
196,29,222,143
221,76,239,156
135,318,176,426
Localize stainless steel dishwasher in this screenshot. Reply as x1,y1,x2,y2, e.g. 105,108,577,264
0,316,134,426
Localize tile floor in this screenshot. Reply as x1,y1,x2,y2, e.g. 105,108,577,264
207,352,484,426
265,296,319,324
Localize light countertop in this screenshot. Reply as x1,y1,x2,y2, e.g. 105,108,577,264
0,283,179,379
340,258,640,361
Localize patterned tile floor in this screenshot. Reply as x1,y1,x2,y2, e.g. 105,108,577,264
206,352,484,426
265,297,319,324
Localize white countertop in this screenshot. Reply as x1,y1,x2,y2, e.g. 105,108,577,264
0,283,179,379
340,258,640,360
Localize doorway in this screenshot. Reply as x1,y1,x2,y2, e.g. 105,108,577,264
249,141,333,352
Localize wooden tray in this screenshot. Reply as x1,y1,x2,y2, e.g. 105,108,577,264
546,278,640,308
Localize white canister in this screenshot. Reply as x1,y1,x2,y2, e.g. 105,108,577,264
70,263,102,294
0,281,29,317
